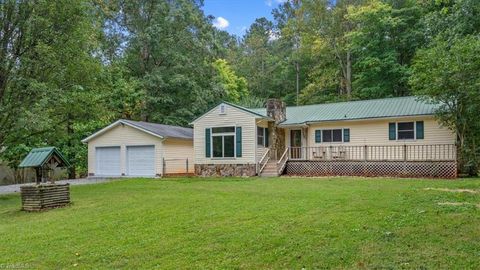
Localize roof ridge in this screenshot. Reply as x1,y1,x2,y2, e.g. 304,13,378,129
288,96,416,109
121,119,192,130
247,96,417,111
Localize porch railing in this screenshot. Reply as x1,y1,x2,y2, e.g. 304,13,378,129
277,148,289,175
288,144,456,161
258,148,271,174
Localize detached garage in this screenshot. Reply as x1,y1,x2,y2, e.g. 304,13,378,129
82,119,194,177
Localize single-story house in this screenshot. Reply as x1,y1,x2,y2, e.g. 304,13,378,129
82,119,193,177
191,96,457,178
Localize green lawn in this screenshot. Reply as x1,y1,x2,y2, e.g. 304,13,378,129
0,177,479,269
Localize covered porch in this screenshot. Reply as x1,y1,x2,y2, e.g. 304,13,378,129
259,132,457,178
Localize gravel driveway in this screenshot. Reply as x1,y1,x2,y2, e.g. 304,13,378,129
0,178,112,195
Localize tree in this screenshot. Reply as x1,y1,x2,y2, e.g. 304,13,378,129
212,59,249,103
237,18,276,99
0,0,109,179
106,0,223,126
410,36,480,175
347,0,424,98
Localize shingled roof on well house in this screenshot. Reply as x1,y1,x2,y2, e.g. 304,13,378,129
121,120,193,139
248,96,438,125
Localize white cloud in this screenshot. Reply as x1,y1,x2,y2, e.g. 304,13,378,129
213,17,230,30
265,0,273,6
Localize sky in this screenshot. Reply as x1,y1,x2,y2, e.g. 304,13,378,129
202,0,288,37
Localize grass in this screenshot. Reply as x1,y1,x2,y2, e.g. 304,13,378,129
0,177,479,269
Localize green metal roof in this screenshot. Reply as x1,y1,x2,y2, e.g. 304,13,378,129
248,96,438,125
19,147,70,168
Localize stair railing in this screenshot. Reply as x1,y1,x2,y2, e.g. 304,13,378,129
258,148,271,174
277,148,289,175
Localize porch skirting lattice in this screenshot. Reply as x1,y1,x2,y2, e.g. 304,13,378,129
285,160,456,179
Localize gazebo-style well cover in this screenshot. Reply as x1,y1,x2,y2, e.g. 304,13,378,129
19,147,70,184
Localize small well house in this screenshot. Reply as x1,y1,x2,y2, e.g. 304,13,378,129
18,147,71,211
19,147,70,184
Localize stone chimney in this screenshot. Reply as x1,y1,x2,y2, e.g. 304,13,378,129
265,99,286,160
266,98,286,124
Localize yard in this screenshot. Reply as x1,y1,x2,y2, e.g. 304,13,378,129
0,177,479,269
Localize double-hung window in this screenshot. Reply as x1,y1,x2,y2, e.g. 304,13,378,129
257,127,269,147
389,121,424,140
315,128,350,143
397,122,415,140
212,126,235,158
322,129,343,143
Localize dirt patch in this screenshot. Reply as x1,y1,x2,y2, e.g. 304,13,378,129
437,202,480,208
424,188,479,194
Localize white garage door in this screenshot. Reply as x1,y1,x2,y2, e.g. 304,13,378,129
127,145,155,176
96,146,121,176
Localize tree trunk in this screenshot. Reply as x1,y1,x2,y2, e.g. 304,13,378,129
295,61,300,105
346,51,352,98
67,114,76,179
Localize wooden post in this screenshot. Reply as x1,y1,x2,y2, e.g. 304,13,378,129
403,144,407,161
186,158,189,173
35,168,41,184
162,158,166,176
364,145,368,161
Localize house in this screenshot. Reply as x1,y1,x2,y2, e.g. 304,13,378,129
192,96,457,178
82,119,193,177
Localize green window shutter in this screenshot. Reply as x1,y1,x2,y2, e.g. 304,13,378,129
205,128,211,157
416,121,424,139
315,130,322,143
343,128,350,142
236,127,242,157
264,128,269,147
389,123,396,140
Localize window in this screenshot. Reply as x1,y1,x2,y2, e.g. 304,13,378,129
397,122,415,140
212,126,235,158
257,127,265,146
212,126,235,133
257,127,269,147
322,129,343,143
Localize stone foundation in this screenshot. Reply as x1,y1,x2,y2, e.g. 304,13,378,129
195,164,256,177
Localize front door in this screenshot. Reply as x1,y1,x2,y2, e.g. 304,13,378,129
290,129,302,159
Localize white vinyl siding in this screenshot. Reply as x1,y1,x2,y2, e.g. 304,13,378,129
193,104,258,164
162,138,194,173
304,116,454,147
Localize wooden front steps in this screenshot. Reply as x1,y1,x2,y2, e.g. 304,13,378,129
260,160,279,177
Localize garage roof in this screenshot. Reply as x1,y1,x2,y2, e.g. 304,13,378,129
82,119,193,143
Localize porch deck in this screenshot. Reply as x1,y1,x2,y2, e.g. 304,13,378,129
283,144,457,178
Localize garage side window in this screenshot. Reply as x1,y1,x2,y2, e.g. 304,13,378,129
212,126,235,158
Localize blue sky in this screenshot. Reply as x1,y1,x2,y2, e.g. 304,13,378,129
202,0,287,37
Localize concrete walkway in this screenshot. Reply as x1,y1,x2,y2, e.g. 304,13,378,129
0,178,112,195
